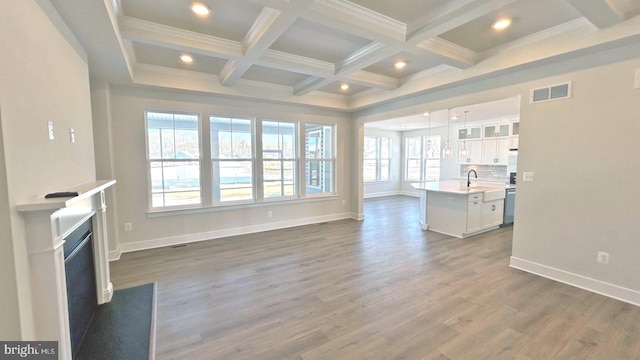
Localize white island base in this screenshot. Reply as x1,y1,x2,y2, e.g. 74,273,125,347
414,181,506,238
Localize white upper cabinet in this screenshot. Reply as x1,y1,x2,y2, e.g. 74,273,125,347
457,126,482,140
455,120,518,165
457,140,482,164
482,138,510,165
483,123,510,138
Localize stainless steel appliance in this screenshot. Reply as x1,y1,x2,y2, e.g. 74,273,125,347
503,187,515,225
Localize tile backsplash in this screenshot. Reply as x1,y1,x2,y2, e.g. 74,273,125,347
460,165,508,183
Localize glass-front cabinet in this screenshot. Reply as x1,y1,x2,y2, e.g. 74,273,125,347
456,120,519,164
483,123,510,138
458,126,482,140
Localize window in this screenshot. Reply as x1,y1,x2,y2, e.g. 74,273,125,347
305,124,335,195
405,135,441,181
146,111,201,208
364,136,391,181
146,109,338,210
210,116,254,202
262,120,297,198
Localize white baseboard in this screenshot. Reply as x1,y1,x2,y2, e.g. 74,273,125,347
108,248,122,261
510,256,640,307
363,190,419,199
400,190,419,197
116,212,353,255
364,190,401,199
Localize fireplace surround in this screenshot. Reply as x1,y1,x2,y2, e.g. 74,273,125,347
17,180,116,360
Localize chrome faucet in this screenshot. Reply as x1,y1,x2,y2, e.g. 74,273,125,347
467,169,477,187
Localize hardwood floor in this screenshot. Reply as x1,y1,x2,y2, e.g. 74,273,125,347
110,196,640,359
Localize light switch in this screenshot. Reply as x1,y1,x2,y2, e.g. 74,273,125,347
69,128,75,143
47,121,54,140
635,69,640,89
523,172,534,182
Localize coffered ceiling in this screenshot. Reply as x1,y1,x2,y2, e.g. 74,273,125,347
51,0,640,112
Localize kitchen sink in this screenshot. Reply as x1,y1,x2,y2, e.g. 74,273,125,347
482,188,506,201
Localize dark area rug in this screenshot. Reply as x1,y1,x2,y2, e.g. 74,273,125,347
76,282,157,360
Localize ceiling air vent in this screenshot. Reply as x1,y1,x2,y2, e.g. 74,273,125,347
530,82,571,103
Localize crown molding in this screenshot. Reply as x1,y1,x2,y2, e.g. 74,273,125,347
259,49,335,77
346,70,398,90
242,7,282,55
417,37,477,68
119,15,242,59
336,41,387,74
479,18,594,60
311,0,406,38
401,64,456,84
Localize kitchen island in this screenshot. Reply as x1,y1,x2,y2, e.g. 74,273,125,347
412,181,506,238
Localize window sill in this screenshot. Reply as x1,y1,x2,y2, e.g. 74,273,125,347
147,194,340,218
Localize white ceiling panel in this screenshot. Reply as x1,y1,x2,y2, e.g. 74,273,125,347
121,0,263,41
270,18,373,64
242,65,310,86
348,0,451,24
133,42,227,75
50,0,640,110
439,0,583,53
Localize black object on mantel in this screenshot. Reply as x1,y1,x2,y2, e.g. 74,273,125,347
45,191,81,198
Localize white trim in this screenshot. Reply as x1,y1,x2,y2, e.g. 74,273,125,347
117,212,352,254
510,256,640,307
363,190,402,199
109,248,122,261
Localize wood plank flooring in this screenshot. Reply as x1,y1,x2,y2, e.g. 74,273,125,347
110,196,640,359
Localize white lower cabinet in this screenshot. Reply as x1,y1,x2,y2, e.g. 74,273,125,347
482,200,504,228
466,194,483,234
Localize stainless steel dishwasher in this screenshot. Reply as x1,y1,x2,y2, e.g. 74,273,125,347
503,188,515,225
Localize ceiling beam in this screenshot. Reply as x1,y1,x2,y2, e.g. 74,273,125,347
119,16,241,59
564,0,624,28
220,7,292,86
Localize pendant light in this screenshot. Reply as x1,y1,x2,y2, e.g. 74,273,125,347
459,111,469,158
443,109,452,158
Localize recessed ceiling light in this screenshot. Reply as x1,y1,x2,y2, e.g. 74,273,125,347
394,60,408,70
190,2,211,17
423,112,430,116
180,54,194,64
492,18,512,30
451,115,459,120
340,83,349,91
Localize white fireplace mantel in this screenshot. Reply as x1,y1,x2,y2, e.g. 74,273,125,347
17,180,116,360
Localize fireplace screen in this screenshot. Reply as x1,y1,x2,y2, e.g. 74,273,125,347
64,220,97,357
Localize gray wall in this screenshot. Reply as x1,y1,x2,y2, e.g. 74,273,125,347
0,0,96,338
512,57,640,300
101,86,354,255
355,51,640,304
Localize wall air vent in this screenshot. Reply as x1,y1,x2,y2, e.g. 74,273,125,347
530,82,571,103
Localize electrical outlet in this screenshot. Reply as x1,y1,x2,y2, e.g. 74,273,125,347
523,172,535,182
124,222,133,231
267,211,272,218
597,251,609,264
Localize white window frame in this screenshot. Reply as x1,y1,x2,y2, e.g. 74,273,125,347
305,123,336,197
364,136,391,182
405,135,441,182
145,110,202,209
